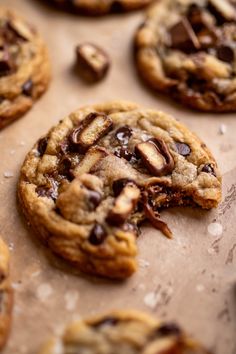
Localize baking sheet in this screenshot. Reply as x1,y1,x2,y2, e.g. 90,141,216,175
0,0,236,353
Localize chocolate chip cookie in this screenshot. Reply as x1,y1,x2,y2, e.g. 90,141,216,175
0,238,13,350
135,0,236,112
50,0,154,15
0,8,50,129
18,101,221,279
39,310,211,354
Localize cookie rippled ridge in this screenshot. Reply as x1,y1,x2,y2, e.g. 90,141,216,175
39,310,211,354
18,101,221,279
0,238,13,350
0,7,50,128
50,0,154,15
135,0,236,112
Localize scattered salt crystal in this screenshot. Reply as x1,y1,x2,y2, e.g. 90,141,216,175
19,141,25,146
8,242,14,251
207,247,216,255
31,270,41,278
207,222,223,237
138,259,150,268
3,171,14,178
65,290,79,311
219,124,227,135
37,283,53,302
138,283,146,291
196,284,205,292
144,291,161,309
12,282,21,290
10,149,15,155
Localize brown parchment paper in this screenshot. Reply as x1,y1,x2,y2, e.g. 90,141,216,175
0,1,236,353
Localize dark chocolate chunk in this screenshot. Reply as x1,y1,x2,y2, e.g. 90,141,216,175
156,323,181,337
112,178,136,197
175,142,191,156
110,1,124,13
169,17,200,52
114,126,132,145
35,184,58,201
217,44,235,63
88,190,102,210
58,156,73,180
22,79,33,96
37,137,48,156
0,48,12,76
114,146,133,161
92,316,119,328
201,163,216,176
88,223,107,246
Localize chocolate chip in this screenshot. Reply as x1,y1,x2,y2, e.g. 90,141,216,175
114,146,133,161
217,44,235,63
0,48,13,76
88,223,107,246
75,43,110,83
35,185,58,201
92,316,119,328
88,190,102,210
123,222,139,236
37,137,48,156
0,96,4,104
201,163,216,176
22,79,33,96
114,126,132,145
175,142,191,156
156,323,181,337
169,17,200,52
112,178,136,197
58,156,73,180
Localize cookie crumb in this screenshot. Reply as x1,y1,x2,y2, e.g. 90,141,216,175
207,222,223,237
3,171,14,178
65,290,79,311
219,124,227,135
196,284,205,292
37,283,53,302
144,291,160,309
138,259,150,268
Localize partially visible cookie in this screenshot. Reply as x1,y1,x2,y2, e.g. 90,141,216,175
0,7,50,129
0,237,13,350
135,0,236,112
18,101,221,279
39,310,211,354
50,0,154,15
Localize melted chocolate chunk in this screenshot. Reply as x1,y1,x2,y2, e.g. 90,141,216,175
22,79,33,96
169,17,200,52
92,316,119,328
114,146,133,161
114,126,132,145
217,44,235,63
112,178,136,197
201,163,216,176
37,137,48,156
110,1,124,12
0,48,13,76
175,142,191,156
88,223,107,245
88,190,102,210
36,179,58,201
58,156,73,180
156,323,181,337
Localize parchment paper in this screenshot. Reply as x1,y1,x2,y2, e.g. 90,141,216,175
0,1,235,353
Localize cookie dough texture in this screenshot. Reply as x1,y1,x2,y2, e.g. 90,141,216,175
18,101,221,279
39,310,211,354
51,0,154,15
0,238,13,350
135,0,236,111
0,7,50,129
